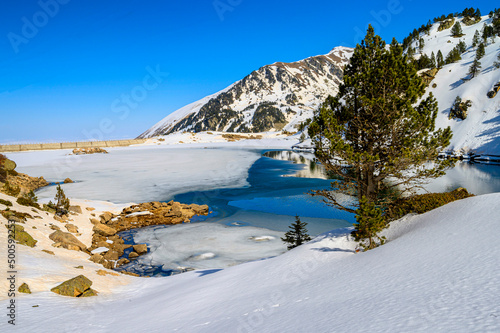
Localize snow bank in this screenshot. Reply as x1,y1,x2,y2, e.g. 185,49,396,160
3,193,498,332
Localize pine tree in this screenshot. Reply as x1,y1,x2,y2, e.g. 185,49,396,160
476,43,485,59
451,22,464,37
468,58,481,78
474,8,481,18
436,50,445,68
472,30,481,47
54,184,70,216
281,215,312,250
445,47,461,64
430,51,436,68
419,38,425,52
494,53,500,69
308,26,453,248
352,197,386,250
457,40,467,53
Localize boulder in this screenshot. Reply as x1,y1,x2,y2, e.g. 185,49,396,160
103,250,120,261
128,251,139,259
133,244,148,254
50,275,97,297
117,258,130,266
49,231,86,251
65,224,79,233
86,207,95,211
93,223,117,237
102,261,115,269
42,249,55,255
90,218,100,225
89,253,105,264
69,205,82,214
18,283,31,294
63,178,74,184
99,212,114,223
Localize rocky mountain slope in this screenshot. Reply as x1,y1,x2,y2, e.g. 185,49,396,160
141,12,500,156
139,47,353,137
410,13,500,155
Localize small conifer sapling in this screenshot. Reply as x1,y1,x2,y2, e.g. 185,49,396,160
281,215,312,250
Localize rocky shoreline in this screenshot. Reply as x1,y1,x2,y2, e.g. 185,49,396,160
87,201,210,273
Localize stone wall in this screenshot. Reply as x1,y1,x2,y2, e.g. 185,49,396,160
0,139,147,152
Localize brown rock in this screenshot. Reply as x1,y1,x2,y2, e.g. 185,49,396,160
18,283,31,294
64,178,74,184
128,251,139,259
190,204,209,215
93,223,117,237
50,275,96,297
96,269,119,276
103,250,120,261
65,224,78,233
86,207,95,211
69,205,82,214
117,258,130,266
102,261,115,269
80,289,98,297
90,218,100,225
49,230,87,251
171,217,184,224
133,244,148,254
42,249,55,255
50,225,61,231
100,212,114,223
89,253,105,264
95,241,111,249
53,215,66,222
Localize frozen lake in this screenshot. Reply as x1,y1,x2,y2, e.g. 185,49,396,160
7,146,500,275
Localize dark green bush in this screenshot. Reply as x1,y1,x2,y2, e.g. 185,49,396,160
16,191,41,209
386,188,473,221
0,198,13,206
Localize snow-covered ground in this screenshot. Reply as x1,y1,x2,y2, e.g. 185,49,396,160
1,191,499,332
416,16,500,154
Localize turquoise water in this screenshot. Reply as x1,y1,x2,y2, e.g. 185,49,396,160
175,150,500,236
174,150,355,236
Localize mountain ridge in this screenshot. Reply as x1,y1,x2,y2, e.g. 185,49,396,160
138,46,353,138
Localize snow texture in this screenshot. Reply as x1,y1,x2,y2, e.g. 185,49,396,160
1,193,499,332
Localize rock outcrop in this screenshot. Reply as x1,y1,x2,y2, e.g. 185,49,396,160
0,155,48,196
87,200,210,271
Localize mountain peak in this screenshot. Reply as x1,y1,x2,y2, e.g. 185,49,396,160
139,47,353,138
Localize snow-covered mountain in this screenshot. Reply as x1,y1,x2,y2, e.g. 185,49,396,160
413,15,500,155
141,14,500,155
138,47,353,138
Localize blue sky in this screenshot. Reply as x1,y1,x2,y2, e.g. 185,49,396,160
0,0,495,143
